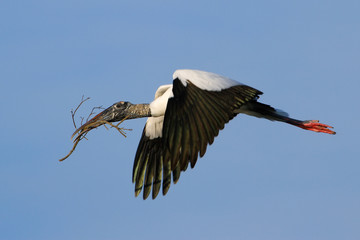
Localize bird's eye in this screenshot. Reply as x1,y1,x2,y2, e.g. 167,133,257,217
115,101,125,108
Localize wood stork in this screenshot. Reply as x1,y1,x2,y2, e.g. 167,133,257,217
76,69,335,199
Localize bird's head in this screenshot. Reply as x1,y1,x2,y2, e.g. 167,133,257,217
95,101,133,122
72,101,132,138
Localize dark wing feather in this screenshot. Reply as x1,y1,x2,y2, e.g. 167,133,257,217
132,130,164,199
162,79,262,172
133,78,262,199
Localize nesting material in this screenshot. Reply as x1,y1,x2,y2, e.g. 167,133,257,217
58,96,130,162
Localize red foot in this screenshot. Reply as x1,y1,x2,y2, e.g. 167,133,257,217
298,120,336,135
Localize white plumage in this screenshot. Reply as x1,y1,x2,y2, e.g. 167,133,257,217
149,85,173,117
173,69,240,91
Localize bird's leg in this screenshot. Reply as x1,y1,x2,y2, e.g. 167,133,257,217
289,119,336,135
238,101,336,135
272,114,336,134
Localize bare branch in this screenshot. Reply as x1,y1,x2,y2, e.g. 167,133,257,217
58,133,84,162
86,106,104,122
71,96,90,129
59,97,131,162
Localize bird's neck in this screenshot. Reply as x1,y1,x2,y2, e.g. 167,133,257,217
127,104,151,119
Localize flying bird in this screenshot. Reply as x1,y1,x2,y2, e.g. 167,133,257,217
75,69,335,199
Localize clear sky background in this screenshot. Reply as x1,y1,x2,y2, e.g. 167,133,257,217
1,1,359,240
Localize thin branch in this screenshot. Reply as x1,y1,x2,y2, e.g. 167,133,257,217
58,133,84,162
71,96,90,129
86,106,104,122
59,97,131,162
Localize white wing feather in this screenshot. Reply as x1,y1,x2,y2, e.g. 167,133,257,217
173,69,241,91
146,85,173,139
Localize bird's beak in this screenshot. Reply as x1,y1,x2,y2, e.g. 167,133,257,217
71,106,115,140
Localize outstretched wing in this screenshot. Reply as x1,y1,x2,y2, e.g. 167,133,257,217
133,70,262,199
162,78,261,170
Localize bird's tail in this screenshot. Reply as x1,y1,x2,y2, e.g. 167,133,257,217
236,101,336,135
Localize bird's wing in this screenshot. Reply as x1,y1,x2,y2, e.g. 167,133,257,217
132,86,171,200
133,70,262,199
132,116,166,200
154,84,172,99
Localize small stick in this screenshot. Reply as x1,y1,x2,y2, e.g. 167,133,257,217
58,134,84,162
71,96,90,129
59,98,131,162
86,106,104,122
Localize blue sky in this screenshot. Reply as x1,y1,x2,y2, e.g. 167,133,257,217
1,1,359,239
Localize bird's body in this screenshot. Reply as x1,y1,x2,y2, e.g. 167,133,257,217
76,69,335,199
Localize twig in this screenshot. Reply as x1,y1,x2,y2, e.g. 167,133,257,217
59,97,131,162
71,96,90,129
58,133,84,162
86,106,104,122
